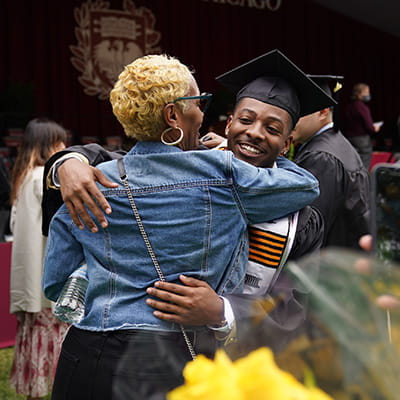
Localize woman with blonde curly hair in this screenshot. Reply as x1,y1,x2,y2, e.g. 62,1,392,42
43,54,319,400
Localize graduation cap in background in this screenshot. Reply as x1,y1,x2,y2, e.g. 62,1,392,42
307,74,344,132
307,74,344,100
216,49,337,126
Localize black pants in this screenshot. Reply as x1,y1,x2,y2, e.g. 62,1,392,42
52,326,216,400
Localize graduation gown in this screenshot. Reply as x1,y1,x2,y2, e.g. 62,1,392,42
294,127,370,249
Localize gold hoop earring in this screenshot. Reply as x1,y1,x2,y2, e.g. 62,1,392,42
160,127,184,146
160,126,184,146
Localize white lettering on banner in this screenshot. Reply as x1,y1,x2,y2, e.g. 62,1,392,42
70,0,161,100
202,0,282,10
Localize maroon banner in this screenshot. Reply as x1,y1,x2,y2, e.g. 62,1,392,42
1,0,399,144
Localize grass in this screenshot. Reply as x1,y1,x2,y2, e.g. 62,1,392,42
0,347,51,400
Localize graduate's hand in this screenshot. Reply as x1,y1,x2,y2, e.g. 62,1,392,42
146,275,224,326
200,132,225,149
58,159,118,232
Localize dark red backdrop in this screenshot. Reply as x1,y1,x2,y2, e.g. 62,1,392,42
1,0,399,144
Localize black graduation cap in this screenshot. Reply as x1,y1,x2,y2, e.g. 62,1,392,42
216,49,337,126
307,74,344,99
307,74,344,132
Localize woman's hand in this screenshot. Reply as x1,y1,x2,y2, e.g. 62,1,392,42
58,159,118,232
146,275,224,326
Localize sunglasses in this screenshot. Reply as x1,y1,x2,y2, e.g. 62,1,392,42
173,92,213,113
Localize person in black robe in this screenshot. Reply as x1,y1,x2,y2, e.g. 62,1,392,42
291,76,370,249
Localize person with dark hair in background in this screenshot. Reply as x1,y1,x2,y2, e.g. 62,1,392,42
9,118,68,400
291,76,370,249
342,82,382,170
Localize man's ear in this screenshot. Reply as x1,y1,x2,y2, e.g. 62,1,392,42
320,107,331,118
282,134,293,155
163,103,178,128
225,115,233,135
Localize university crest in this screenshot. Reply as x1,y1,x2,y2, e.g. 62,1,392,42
70,0,161,99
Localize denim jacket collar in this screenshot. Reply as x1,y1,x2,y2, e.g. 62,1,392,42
128,141,184,156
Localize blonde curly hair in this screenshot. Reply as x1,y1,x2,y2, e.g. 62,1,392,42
109,54,193,141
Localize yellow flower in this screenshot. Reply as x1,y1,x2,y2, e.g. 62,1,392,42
308,387,336,400
168,348,334,400
168,351,243,400
236,348,310,399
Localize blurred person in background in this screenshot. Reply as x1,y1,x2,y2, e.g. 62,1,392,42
9,118,69,400
342,82,381,170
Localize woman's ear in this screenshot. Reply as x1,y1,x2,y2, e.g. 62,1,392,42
163,103,178,128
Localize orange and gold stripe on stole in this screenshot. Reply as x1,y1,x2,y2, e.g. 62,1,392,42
248,226,288,268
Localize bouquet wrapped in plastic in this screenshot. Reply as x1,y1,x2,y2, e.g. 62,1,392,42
169,248,400,400
278,248,400,400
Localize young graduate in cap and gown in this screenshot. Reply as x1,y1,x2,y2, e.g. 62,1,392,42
41,50,336,356
291,75,370,249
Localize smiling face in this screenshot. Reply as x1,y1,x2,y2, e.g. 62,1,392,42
226,97,293,168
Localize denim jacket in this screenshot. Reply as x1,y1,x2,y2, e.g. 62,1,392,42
43,142,319,332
